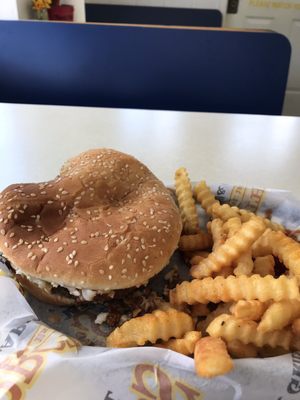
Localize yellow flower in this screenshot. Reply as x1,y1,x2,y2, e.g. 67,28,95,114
32,0,52,10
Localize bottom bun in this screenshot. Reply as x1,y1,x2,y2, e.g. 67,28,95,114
17,275,76,306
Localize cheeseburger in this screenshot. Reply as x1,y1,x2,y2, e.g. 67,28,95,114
0,149,182,305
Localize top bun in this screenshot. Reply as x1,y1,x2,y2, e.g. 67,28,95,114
0,149,182,291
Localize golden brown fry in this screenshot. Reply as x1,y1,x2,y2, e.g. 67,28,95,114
230,300,268,321
224,218,253,276
194,180,220,215
190,217,266,278
239,209,284,232
207,314,292,350
170,275,299,306
292,318,300,337
189,251,210,266
179,232,212,252
196,303,232,334
258,300,300,333
215,265,234,278
252,229,273,257
253,255,275,277
211,203,240,222
156,331,201,355
269,231,300,278
226,339,258,358
194,337,233,378
233,250,254,276
106,308,194,348
175,167,199,234
210,219,227,251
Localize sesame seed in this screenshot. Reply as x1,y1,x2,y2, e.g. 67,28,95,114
9,232,15,238
31,255,37,261
40,191,47,195
0,229,5,235
30,193,36,197
72,250,76,256
54,274,58,278
12,245,18,250
18,239,24,245
67,260,73,265
104,244,109,251
74,260,79,267
45,266,50,272
57,246,63,253
53,238,59,242
47,200,54,204
81,240,87,245
42,248,48,253
4,242,8,248
108,275,112,280
121,259,125,265
27,252,33,258
72,240,77,244
109,265,114,270
142,260,146,267
99,269,104,275
62,190,68,195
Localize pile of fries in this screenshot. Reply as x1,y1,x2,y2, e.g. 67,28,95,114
107,168,300,379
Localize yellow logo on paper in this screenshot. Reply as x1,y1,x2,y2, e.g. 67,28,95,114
131,363,202,400
0,325,79,400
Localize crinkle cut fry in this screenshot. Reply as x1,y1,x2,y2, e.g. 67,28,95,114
253,255,275,277
156,331,201,355
226,339,258,358
106,308,194,348
194,180,220,215
194,337,233,378
207,314,292,350
190,217,266,278
170,275,299,306
175,167,199,234
230,300,268,321
269,230,300,277
258,300,300,332
179,232,212,252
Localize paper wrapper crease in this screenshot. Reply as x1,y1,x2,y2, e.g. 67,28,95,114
1,184,300,400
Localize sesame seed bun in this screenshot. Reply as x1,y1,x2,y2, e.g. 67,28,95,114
0,149,182,303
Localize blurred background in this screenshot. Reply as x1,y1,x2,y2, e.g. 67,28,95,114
0,0,299,116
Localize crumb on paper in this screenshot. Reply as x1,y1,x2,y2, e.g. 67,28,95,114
95,312,109,325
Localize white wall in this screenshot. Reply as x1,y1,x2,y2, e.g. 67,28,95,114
0,0,18,20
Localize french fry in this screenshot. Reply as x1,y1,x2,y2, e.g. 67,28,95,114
230,300,268,321
258,300,300,333
211,203,240,221
179,232,212,252
252,229,273,257
175,167,199,234
253,255,275,276
226,340,258,358
194,337,233,378
106,308,194,348
233,250,254,276
194,181,220,215
190,217,266,278
210,219,227,251
207,314,292,350
224,218,254,276
170,275,299,306
268,231,300,278
239,209,284,232
215,265,234,278
292,318,300,337
156,331,201,355
196,303,232,334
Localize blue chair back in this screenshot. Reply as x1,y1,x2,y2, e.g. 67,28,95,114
0,21,291,115
85,4,222,27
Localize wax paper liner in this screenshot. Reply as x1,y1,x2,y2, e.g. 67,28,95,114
1,184,300,400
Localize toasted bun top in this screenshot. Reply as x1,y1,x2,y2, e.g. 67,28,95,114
0,149,182,291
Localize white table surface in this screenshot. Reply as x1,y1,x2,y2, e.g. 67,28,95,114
1,103,300,199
